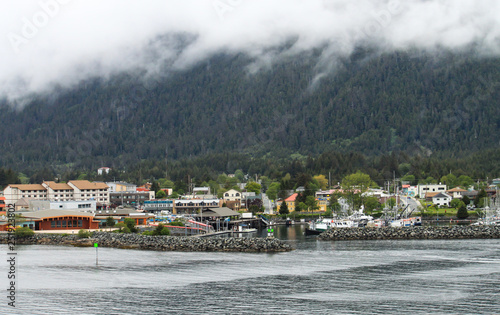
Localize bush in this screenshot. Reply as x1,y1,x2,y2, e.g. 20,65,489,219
168,220,184,227
159,227,170,235
456,205,469,219
123,218,137,233
15,227,35,237
152,223,171,236
122,226,131,233
106,216,115,227
77,229,91,238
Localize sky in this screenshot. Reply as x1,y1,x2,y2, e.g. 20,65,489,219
1,0,499,102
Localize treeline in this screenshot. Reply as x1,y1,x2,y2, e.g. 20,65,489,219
18,148,500,191
0,49,498,173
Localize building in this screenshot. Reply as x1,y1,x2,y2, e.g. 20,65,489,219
20,210,99,231
94,208,154,226
27,200,96,212
223,189,242,202
110,191,154,206
3,180,110,207
284,193,298,211
315,190,336,198
446,187,467,199
67,180,110,205
3,184,48,206
417,184,447,198
143,200,174,213
173,199,221,215
42,181,74,201
106,182,137,193
432,192,452,207
223,189,242,211
316,197,328,212
193,187,211,195
407,186,418,197
97,167,111,175
195,207,240,220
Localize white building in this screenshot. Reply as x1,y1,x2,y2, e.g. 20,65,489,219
106,182,137,193
446,187,467,199
28,200,97,212
3,180,110,207
223,189,242,202
42,181,74,201
417,184,447,198
432,192,452,207
97,167,111,175
68,180,110,204
3,184,47,206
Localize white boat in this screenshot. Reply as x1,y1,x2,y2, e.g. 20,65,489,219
306,218,357,235
390,217,422,227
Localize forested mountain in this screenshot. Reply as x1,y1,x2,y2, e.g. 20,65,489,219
0,49,499,175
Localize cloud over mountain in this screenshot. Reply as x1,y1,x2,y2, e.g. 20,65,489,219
1,0,499,102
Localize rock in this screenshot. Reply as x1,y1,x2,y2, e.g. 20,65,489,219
318,226,500,241
0,232,292,252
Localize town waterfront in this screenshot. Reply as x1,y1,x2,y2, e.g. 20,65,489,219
3,225,500,314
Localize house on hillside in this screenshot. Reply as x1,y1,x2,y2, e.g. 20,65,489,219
446,187,467,199
223,189,242,211
432,192,452,207
417,184,447,198
97,167,111,175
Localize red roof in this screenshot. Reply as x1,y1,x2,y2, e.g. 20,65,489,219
285,193,298,202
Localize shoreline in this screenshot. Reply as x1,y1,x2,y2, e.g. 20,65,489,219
318,225,500,241
0,231,293,252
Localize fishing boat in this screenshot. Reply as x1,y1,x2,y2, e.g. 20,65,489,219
389,216,422,227
305,218,357,235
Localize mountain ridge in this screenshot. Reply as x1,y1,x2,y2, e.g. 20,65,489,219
0,50,499,173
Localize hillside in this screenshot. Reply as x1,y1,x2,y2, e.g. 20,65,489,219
0,50,499,173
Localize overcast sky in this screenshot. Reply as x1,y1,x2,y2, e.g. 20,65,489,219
1,0,499,102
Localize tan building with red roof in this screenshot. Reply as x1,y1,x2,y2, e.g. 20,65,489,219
42,181,74,201
67,180,109,204
3,184,47,206
3,180,110,207
446,187,467,199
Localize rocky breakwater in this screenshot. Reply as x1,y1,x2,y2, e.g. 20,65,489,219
0,232,292,252
318,225,500,241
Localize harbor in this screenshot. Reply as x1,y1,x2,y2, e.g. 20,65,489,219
3,224,500,314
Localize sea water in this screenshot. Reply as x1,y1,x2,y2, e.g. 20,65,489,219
2,225,499,314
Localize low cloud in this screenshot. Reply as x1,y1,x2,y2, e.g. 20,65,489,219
1,0,499,102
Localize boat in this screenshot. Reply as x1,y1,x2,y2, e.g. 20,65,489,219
234,224,257,233
305,218,357,235
389,216,422,227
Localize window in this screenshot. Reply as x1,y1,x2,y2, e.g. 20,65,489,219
68,220,72,227
57,221,61,228
78,220,82,227
62,220,66,228
51,221,56,228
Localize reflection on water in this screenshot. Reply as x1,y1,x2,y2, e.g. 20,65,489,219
3,225,499,315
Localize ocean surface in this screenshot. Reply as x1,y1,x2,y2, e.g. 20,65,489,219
2,225,499,314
